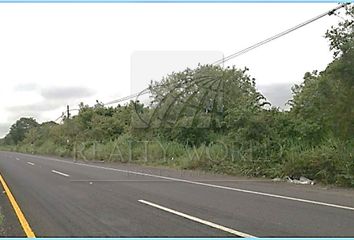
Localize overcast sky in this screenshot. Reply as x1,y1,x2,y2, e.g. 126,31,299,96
0,3,342,137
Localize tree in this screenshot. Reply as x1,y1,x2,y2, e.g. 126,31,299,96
147,65,268,145
290,5,354,141
5,118,39,145
325,4,354,58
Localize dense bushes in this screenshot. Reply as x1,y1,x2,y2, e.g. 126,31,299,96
1,5,353,187
3,132,352,187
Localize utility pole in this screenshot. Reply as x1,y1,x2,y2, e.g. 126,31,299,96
67,105,70,119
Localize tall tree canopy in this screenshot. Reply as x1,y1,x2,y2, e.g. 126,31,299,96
290,5,354,141
5,117,39,145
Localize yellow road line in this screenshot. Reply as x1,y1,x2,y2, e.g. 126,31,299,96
0,174,36,238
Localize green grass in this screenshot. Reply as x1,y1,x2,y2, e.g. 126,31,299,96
2,137,353,187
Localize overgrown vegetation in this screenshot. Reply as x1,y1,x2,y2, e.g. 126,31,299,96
1,5,353,187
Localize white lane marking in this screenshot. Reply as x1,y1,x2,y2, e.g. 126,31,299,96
15,153,354,211
139,199,255,238
15,158,20,161
70,179,268,182
26,162,35,166
51,170,70,177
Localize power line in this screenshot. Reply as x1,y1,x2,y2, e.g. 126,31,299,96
54,113,65,123
103,88,150,106
55,3,350,122
55,89,150,122
212,3,350,65
97,4,349,108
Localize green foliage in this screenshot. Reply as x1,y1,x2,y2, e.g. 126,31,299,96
0,8,353,187
4,117,39,145
148,65,267,146
282,139,353,186
325,4,354,58
290,5,354,141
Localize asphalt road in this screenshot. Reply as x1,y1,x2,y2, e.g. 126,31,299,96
0,176,25,237
0,151,353,237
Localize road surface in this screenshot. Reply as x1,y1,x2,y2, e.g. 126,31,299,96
0,151,353,237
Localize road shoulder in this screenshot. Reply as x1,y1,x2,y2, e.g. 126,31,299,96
0,182,25,237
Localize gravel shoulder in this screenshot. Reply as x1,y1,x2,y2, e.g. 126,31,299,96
0,181,25,237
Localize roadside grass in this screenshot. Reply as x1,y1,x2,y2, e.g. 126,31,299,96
4,137,353,188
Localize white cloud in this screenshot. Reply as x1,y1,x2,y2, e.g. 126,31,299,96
0,3,341,137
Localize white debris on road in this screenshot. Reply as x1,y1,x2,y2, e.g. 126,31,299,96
272,176,315,185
